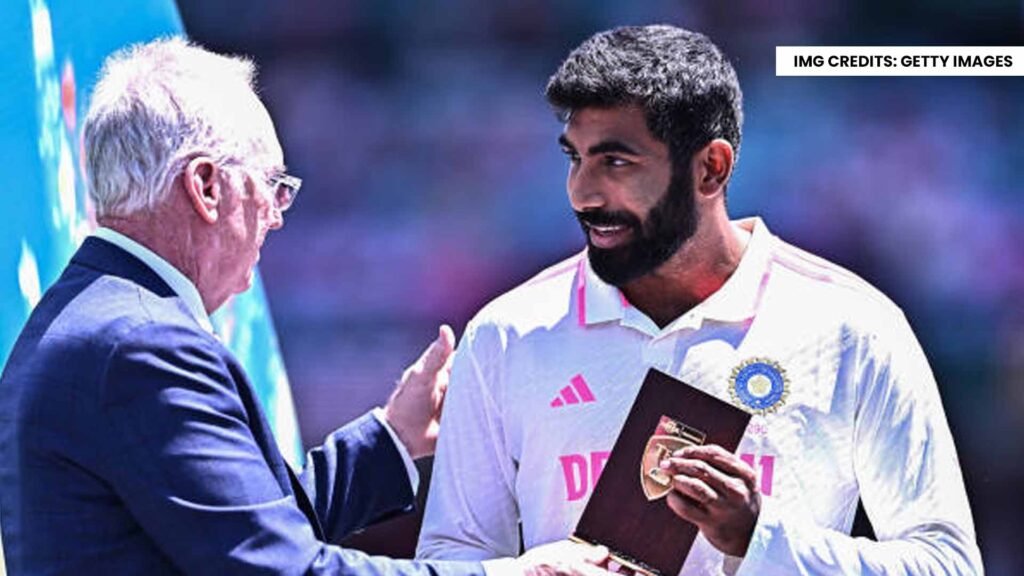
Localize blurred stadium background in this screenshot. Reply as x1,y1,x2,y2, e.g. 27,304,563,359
2,0,1021,573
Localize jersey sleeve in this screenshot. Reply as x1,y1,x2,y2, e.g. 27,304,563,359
417,322,522,561
735,312,983,575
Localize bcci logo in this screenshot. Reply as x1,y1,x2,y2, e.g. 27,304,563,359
729,357,789,415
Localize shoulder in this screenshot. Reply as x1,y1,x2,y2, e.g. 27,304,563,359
55,274,236,404
33,260,206,344
9,263,216,377
766,235,903,324
463,252,584,344
2,265,237,435
758,233,919,360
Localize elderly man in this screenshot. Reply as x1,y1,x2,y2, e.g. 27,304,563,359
418,25,983,575
0,38,608,576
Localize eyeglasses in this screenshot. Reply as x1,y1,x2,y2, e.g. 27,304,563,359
267,172,302,212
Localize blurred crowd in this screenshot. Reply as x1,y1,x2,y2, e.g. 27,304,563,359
176,1,1023,573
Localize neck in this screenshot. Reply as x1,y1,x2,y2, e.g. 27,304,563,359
98,213,222,314
620,217,750,328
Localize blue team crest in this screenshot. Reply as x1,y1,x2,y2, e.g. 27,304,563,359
729,358,789,415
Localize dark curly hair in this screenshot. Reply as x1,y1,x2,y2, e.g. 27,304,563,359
546,25,743,169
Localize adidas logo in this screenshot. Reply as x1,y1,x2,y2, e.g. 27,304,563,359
550,374,597,408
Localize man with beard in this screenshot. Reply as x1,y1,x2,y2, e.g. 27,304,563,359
417,25,982,575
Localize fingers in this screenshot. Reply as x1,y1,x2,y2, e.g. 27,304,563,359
663,458,744,503
661,446,762,557
419,324,456,374
560,544,614,576
608,562,637,576
665,445,758,495
666,490,710,524
668,465,721,506
438,323,456,349
684,445,757,488
439,324,455,375
385,324,457,459
577,544,610,565
520,541,615,576
571,563,616,576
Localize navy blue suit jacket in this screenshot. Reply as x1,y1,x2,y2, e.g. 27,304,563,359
0,237,483,576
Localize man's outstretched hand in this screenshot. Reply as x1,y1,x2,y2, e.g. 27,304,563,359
516,540,614,576
383,324,455,459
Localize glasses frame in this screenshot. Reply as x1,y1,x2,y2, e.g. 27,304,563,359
267,172,302,212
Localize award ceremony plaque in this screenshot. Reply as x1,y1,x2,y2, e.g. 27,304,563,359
571,369,751,576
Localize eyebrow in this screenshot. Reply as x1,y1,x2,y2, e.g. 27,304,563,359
558,134,640,156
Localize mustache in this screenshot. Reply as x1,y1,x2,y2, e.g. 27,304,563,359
575,209,641,229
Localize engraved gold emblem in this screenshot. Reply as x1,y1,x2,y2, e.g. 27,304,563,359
641,417,707,501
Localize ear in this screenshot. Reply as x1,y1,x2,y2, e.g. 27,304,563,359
694,139,735,198
182,157,222,224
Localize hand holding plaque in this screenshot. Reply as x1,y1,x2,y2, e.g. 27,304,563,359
641,416,708,501
660,444,761,557
570,369,751,576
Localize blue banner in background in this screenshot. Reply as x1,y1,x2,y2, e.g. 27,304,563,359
0,0,304,480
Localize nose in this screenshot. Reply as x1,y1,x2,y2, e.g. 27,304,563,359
567,161,606,213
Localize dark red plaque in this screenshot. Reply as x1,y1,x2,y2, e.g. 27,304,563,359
571,369,751,576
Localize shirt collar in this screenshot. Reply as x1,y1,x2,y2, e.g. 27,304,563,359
93,227,215,334
577,217,773,335
575,255,629,327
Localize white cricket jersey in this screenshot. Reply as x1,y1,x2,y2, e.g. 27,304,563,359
418,218,982,575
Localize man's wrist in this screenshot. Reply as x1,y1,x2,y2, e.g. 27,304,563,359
382,402,429,458
371,407,420,493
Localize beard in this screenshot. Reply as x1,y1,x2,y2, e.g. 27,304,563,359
575,169,698,287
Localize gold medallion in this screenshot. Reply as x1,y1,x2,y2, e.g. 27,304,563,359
640,416,707,501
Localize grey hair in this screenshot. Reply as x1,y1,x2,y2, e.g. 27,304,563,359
84,36,263,218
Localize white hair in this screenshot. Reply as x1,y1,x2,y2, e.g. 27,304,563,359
84,37,269,218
